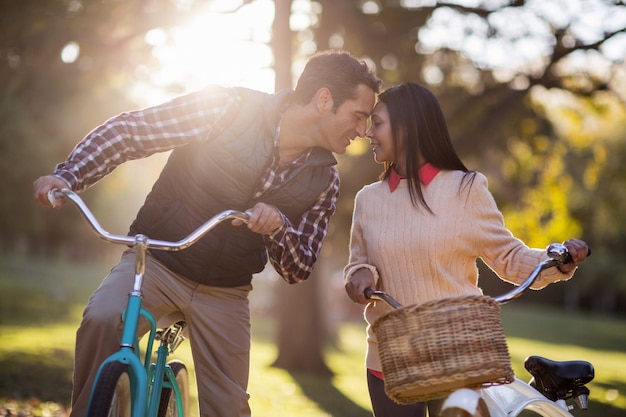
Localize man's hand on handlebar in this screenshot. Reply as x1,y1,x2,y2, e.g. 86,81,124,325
558,238,591,273
33,175,69,208
232,202,284,235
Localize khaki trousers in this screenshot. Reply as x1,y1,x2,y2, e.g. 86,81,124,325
70,249,253,417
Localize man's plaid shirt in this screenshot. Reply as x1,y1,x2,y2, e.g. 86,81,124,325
53,86,339,284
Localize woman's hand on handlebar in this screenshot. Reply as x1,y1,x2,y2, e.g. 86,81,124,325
345,268,377,305
232,202,284,235
33,175,69,208
558,238,591,273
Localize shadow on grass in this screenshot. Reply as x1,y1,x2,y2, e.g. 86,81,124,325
0,350,73,404
501,304,626,354
579,400,626,417
286,367,626,417
582,378,626,417
289,371,371,417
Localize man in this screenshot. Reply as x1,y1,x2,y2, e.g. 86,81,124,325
33,50,382,417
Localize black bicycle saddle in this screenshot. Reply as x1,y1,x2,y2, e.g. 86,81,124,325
524,355,594,401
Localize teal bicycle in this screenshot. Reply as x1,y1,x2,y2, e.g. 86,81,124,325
49,188,249,417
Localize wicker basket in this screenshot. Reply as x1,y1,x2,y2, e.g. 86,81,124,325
372,295,514,404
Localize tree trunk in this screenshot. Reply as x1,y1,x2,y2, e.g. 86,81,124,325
269,0,332,375
271,265,333,375
272,0,292,91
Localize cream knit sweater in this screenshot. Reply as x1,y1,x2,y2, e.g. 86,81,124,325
344,170,573,372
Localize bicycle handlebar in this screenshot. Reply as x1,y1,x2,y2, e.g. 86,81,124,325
49,188,250,251
365,242,586,307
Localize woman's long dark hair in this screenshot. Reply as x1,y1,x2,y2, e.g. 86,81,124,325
378,82,474,212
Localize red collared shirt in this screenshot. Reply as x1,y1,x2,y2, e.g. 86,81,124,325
388,163,440,192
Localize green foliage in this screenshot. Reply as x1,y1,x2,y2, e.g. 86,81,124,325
501,142,582,248
4,2,626,403
3,0,626,312
0,0,198,253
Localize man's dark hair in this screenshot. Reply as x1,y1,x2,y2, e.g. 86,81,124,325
293,50,382,111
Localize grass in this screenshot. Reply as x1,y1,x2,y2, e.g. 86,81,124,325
1,254,626,416
501,304,626,416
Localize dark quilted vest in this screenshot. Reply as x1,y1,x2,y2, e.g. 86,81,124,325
128,87,337,287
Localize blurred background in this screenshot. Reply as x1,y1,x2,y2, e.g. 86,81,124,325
1,0,625,416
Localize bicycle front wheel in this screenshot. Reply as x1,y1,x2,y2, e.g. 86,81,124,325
87,361,132,417
157,360,190,417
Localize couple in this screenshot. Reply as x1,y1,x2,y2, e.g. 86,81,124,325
33,50,589,417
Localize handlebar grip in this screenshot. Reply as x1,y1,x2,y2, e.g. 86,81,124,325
363,289,403,309
547,242,591,265
47,188,66,208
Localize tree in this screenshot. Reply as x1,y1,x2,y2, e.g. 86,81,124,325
0,0,202,253
306,0,626,313
267,0,335,374
5,1,626,392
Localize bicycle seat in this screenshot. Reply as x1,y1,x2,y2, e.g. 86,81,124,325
524,355,594,401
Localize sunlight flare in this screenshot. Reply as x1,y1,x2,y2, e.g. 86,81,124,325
132,0,276,106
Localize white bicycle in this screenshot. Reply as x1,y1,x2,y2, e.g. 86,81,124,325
367,243,594,417
440,355,593,417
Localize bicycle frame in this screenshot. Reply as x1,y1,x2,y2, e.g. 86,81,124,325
440,380,575,417
480,378,575,417
51,188,249,417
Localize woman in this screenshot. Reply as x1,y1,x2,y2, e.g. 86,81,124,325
343,82,590,417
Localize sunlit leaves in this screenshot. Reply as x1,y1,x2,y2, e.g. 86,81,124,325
502,141,582,248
